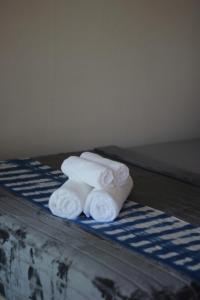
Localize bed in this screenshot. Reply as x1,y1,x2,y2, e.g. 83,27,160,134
0,139,200,300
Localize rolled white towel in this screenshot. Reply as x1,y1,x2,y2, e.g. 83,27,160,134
80,152,129,186
61,156,114,189
49,180,92,219
84,176,134,222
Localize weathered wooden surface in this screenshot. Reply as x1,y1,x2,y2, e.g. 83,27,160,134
0,151,200,299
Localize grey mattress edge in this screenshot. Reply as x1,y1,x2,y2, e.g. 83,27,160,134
96,138,200,187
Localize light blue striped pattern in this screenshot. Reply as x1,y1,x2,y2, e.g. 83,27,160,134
0,158,200,282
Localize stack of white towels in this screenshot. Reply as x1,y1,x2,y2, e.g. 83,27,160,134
49,152,133,222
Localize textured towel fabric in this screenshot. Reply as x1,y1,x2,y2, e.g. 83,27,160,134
81,152,129,186
84,176,134,222
61,156,114,189
49,180,92,219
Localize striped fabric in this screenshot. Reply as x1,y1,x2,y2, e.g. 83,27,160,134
0,159,200,282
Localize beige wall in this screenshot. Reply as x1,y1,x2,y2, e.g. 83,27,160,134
0,0,200,159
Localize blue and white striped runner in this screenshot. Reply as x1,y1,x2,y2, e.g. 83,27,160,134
0,158,200,282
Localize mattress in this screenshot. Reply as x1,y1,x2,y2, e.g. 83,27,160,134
0,145,200,300
97,139,200,187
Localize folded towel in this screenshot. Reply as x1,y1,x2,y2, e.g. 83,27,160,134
80,152,129,186
61,156,114,189
84,176,133,222
49,180,92,219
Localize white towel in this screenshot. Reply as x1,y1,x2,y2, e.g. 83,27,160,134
80,152,129,186
49,180,92,219
84,176,134,222
61,156,114,189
